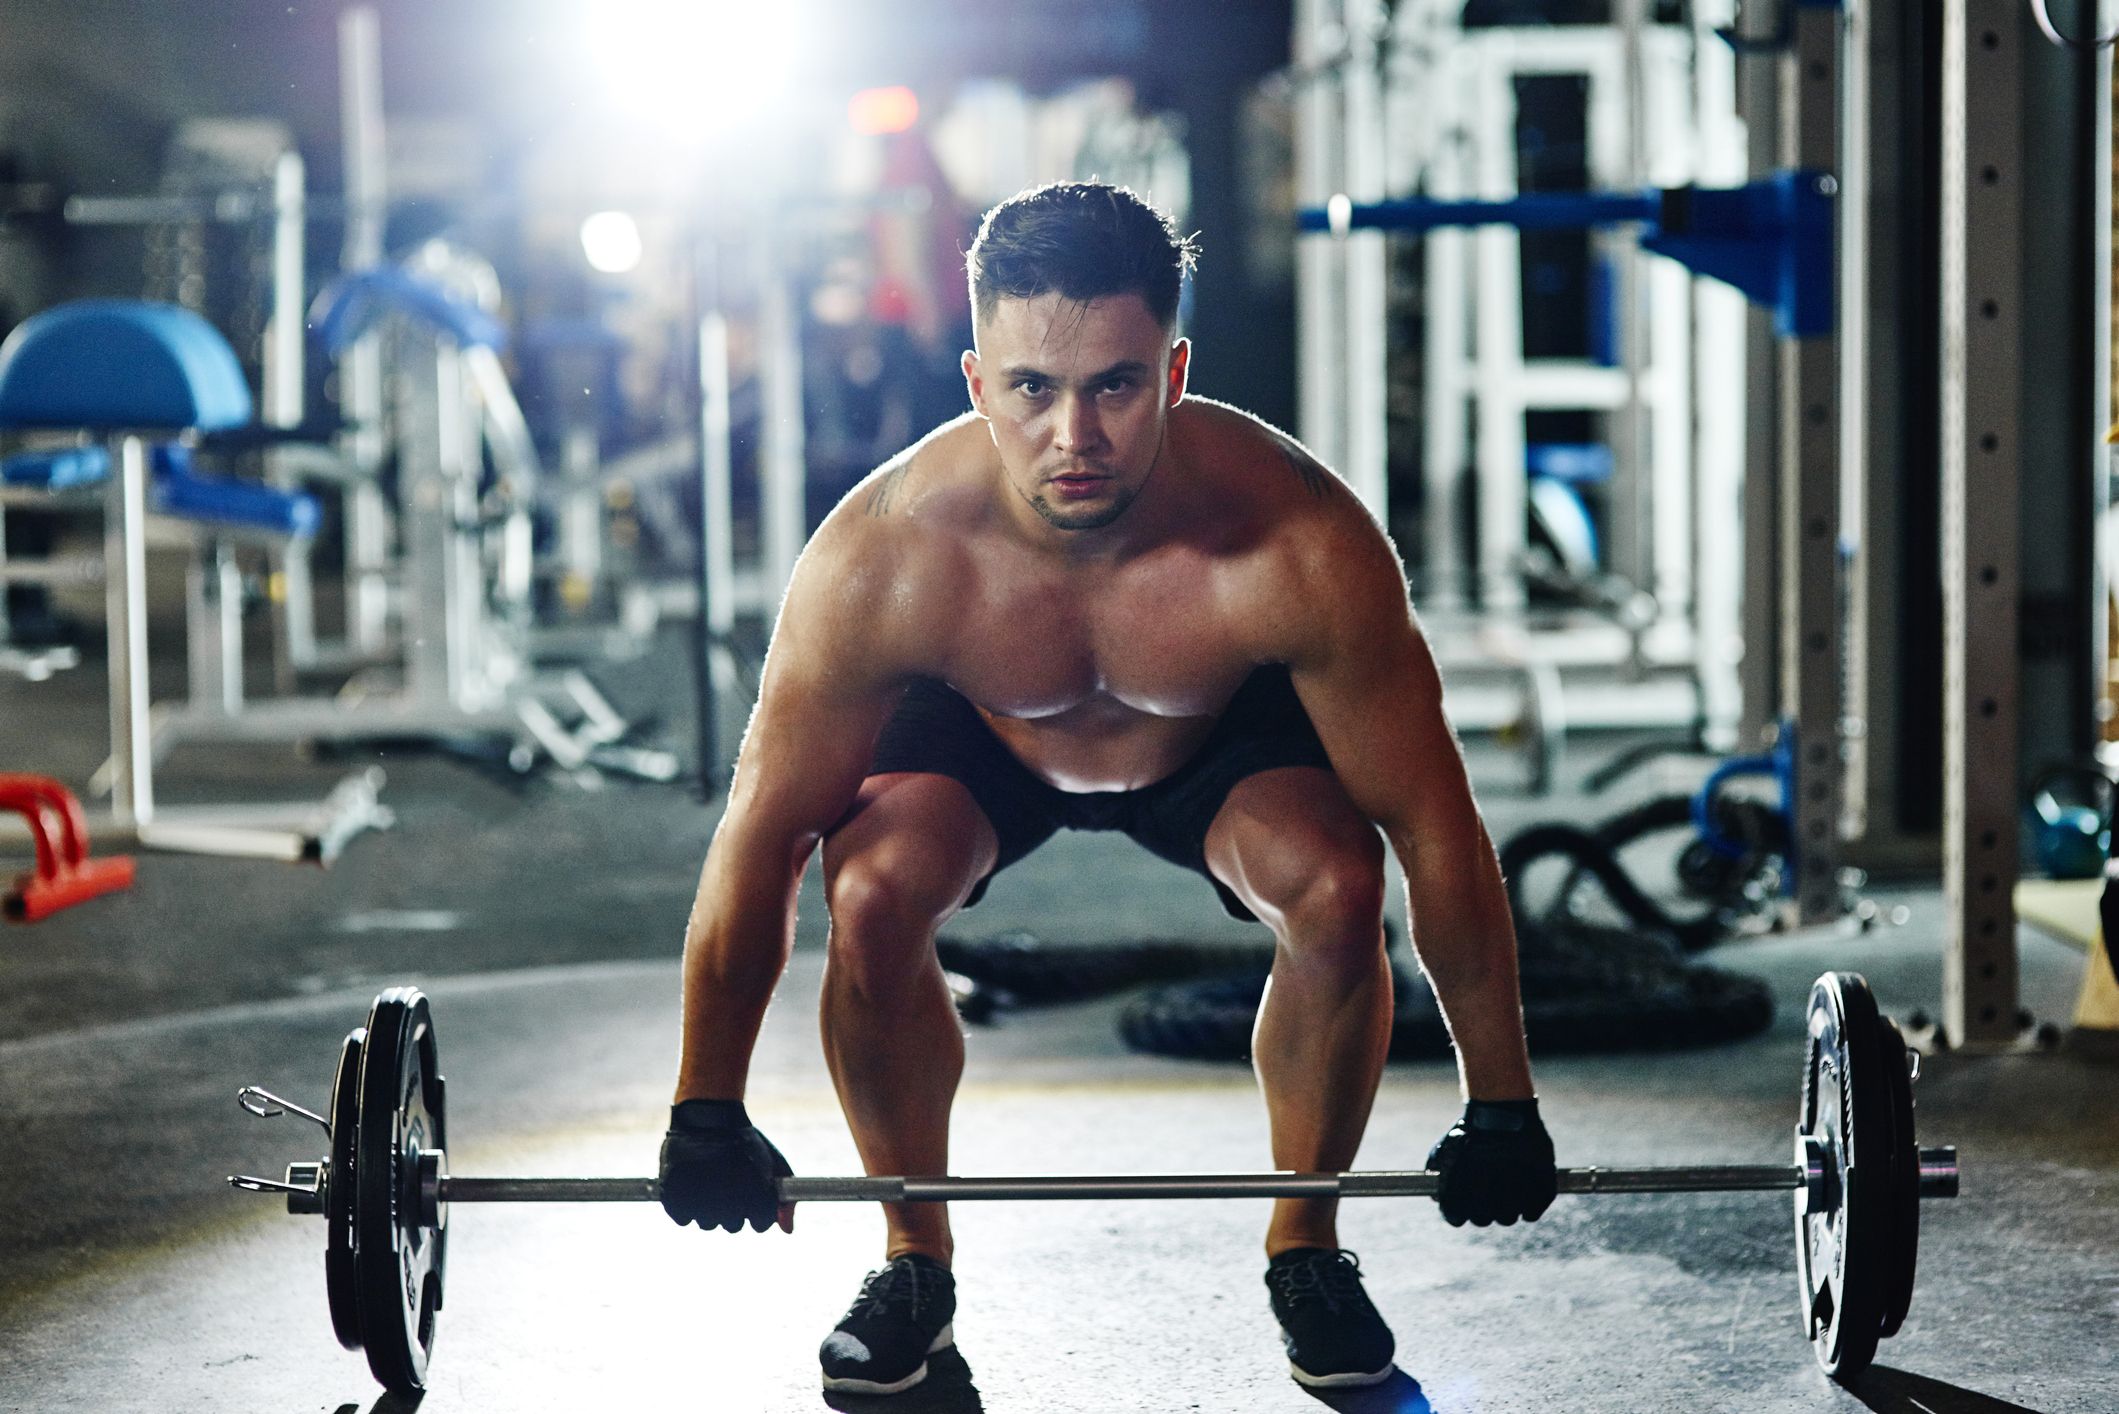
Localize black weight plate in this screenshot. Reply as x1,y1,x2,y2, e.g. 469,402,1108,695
1795,972,1888,1382
355,989,448,1393
1877,1012,1920,1338
326,1027,365,1353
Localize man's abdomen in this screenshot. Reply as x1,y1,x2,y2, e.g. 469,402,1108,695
977,696,1226,794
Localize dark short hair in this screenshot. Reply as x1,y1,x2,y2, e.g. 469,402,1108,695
965,181,1198,330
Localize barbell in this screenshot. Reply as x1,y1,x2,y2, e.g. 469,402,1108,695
228,970,1957,1395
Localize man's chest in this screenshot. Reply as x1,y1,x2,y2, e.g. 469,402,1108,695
935,557,1267,721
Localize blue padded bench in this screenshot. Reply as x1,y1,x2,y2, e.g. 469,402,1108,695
0,301,319,539
312,265,509,354
0,298,389,863
0,298,392,861
1,434,319,539
0,301,253,433
152,445,319,539
0,444,111,491
1526,442,1615,485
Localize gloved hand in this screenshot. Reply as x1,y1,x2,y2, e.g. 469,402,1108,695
659,1099,794,1233
1425,1097,1558,1227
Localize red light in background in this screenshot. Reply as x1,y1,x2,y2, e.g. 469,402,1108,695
848,86,919,136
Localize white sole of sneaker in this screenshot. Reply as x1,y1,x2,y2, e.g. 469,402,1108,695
1289,1358,1397,1389
819,1324,956,1396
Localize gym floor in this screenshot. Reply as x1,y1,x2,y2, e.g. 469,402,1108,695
2,637,2114,1413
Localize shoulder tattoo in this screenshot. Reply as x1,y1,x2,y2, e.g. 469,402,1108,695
863,461,911,517
1276,437,1330,499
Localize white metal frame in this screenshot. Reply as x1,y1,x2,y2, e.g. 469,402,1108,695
1777,3,1850,927
1344,9,1742,749
1939,0,2027,1045
0,438,393,864
131,311,667,782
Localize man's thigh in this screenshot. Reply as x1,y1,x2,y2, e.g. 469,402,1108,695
822,772,1003,921
865,679,1068,907
1201,766,1385,924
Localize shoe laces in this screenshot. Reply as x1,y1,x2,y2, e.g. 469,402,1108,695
852,1258,940,1323
1269,1250,1366,1312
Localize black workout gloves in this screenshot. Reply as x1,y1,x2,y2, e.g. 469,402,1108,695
1426,1098,1559,1227
658,1099,794,1233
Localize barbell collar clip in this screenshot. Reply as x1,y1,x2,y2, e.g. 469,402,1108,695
230,1166,323,1211
237,1085,330,1132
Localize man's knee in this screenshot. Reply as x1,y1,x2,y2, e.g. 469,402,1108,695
1267,833,1387,955
825,853,959,991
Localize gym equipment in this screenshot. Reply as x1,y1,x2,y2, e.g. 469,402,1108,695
1299,174,1833,339
1121,915,1774,1061
2023,766,2113,881
0,300,394,862
1301,15,1741,799
230,971,1956,1393
0,449,88,682
127,256,676,784
0,775,134,921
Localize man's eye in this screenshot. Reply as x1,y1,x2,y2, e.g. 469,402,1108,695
1015,380,1048,397
1101,378,1136,395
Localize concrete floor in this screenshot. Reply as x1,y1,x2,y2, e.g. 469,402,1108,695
2,640,2115,1412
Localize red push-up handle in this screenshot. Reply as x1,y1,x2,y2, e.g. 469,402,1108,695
0,774,135,922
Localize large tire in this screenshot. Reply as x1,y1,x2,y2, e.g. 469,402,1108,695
1118,920,1772,1062
937,930,1268,1005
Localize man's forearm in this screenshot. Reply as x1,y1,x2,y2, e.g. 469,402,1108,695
1420,932,1535,1101
1392,827,1536,1101
672,832,810,1102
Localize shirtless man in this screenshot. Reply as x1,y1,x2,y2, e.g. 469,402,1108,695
659,181,1557,1394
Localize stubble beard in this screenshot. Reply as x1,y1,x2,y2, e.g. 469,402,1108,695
1028,482,1138,531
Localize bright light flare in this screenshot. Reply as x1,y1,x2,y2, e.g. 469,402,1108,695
848,86,919,136
580,211,644,274
585,0,808,137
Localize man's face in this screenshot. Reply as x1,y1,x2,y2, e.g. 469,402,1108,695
963,292,1189,534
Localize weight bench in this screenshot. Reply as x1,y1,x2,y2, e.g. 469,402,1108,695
0,299,394,862
132,256,673,782
3,438,325,705
0,445,95,680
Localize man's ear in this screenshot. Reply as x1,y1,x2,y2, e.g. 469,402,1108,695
962,349,988,419
1166,338,1191,407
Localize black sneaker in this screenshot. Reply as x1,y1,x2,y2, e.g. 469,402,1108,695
819,1254,957,1395
1265,1247,1397,1388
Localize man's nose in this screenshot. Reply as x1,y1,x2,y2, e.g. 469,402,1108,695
1052,393,1105,452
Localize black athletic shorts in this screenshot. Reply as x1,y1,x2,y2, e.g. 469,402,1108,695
865,665,1335,922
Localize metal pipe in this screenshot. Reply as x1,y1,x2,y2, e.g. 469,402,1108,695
1340,0,1391,521
438,1163,1873,1205
338,5,391,660
756,224,808,614
1299,191,1663,235
105,437,155,826
268,148,318,684
0,558,104,586
1293,0,1347,478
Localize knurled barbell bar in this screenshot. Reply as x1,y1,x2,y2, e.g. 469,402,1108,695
228,971,1958,1396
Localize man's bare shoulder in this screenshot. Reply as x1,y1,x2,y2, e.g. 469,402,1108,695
1170,398,1411,656
1173,397,1345,505
848,413,995,523
790,417,990,666
1171,397,1390,563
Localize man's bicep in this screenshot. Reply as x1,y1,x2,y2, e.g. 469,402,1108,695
1295,643,1459,831
1286,554,1468,837
720,547,915,845
726,649,905,840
